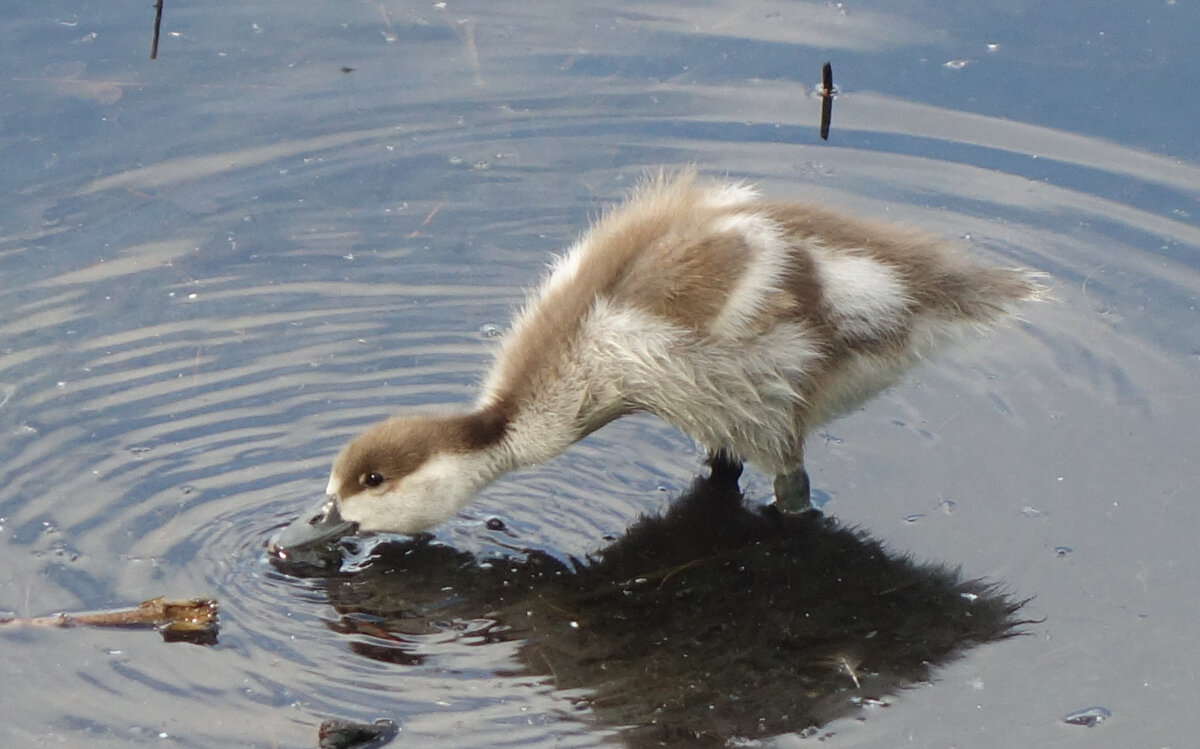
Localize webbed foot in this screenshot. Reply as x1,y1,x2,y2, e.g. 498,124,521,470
773,466,811,513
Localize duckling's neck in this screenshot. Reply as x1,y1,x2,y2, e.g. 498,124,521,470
470,391,602,476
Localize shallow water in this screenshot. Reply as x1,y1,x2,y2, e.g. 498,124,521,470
2,1,1198,747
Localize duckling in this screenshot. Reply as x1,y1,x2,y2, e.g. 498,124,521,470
272,171,1041,551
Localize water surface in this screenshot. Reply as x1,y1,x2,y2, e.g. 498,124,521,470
1,1,1198,746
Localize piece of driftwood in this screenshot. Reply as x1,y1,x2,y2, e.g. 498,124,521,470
0,597,218,645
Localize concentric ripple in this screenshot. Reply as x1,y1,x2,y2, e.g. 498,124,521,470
2,1,1198,746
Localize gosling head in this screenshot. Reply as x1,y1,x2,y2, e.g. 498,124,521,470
328,413,507,534
270,410,510,555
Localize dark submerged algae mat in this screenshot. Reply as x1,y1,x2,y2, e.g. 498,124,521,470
282,467,1028,747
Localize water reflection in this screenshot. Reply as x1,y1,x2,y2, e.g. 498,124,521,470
2,0,1197,744
300,464,1025,747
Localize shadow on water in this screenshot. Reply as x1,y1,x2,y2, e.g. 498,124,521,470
279,466,1029,748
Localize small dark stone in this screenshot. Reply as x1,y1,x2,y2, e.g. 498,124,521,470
317,718,398,749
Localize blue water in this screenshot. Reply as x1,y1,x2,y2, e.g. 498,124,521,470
2,1,1198,747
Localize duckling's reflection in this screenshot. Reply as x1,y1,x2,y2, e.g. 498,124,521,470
311,463,1027,747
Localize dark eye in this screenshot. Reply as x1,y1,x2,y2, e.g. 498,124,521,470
363,472,384,488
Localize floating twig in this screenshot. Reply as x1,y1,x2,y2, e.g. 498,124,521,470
408,202,444,237
818,61,836,141
150,0,164,59
1,596,219,645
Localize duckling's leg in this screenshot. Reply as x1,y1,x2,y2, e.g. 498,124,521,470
705,450,743,486
773,464,811,513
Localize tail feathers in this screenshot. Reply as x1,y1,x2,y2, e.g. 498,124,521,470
947,266,1048,323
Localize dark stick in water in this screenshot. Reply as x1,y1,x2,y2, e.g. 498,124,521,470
819,61,836,140
150,0,164,59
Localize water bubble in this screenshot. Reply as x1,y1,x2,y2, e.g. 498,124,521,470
479,323,504,339
53,546,80,562
1062,706,1111,727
